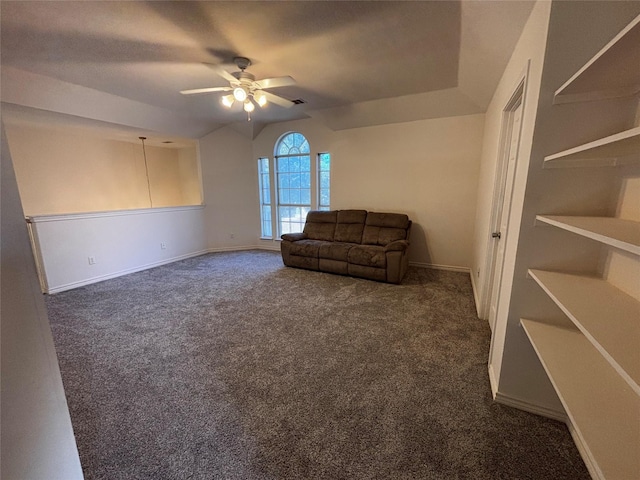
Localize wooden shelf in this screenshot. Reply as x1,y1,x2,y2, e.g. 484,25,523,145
543,127,640,168
554,15,640,104
536,215,640,255
521,319,640,480
528,269,640,394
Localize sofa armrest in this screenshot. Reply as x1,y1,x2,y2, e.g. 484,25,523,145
281,232,308,242
384,240,409,252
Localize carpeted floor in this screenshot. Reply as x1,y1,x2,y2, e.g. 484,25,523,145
46,250,589,480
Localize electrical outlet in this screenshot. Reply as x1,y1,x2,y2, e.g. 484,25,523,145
160,242,167,250
88,256,96,265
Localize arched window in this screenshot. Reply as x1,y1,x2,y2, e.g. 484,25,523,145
275,132,311,234
257,132,330,237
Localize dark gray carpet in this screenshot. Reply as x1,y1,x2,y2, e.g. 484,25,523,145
46,250,589,480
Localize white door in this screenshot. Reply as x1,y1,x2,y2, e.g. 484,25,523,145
488,100,523,332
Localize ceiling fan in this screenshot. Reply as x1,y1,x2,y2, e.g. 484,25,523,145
180,57,296,116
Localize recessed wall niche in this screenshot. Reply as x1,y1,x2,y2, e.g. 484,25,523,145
3,120,202,216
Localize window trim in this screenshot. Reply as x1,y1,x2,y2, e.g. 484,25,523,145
258,157,272,239
275,132,312,237
258,132,331,238
317,152,330,211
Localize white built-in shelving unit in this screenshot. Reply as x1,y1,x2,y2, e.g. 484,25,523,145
521,319,640,480
535,215,640,255
553,15,640,105
527,269,640,395
543,127,640,168
521,14,640,480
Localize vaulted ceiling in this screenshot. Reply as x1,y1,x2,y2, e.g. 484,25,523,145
1,1,535,139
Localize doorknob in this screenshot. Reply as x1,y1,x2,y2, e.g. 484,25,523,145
492,232,501,239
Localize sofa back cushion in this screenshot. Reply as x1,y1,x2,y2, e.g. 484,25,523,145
303,210,337,241
334,209,367,243
362,212,410,246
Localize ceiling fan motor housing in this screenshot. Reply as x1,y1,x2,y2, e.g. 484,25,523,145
233,71,256,84
234,56,251,71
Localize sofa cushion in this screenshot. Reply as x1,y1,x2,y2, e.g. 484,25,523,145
289,239,326,257
319,259,349,275
348,264,386,282
362,212,410,246
303,210,337,241
348,245,386,268
366,212,410,229
281,232,307,242
288,255,319,271
319,242,355,261
334,209,367,243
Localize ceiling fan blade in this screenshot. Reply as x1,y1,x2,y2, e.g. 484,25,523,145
180,86,232,95
254,76,296,89
203,62,238,83
261,91,294,108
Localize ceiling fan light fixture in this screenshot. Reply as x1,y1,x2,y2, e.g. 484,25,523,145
181,58,296,114
233,86,248,102
221,94,235,108
254,91,267,107
243,99,255,113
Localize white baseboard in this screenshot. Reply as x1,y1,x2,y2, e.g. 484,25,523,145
488,364,566,422
255,245,280,252
207,245,262,253
493,391,567,422
470,269,482,318
409,261,470,273
488,363,499,398
207,245,281,253
46,250,209,294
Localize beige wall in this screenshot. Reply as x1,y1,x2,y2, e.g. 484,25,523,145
179,146,203,205
202,114,485,269
1,123,83,479
200,126,258,249
145,144,183,207
469,0,554,408
332,115,485,268
471,0,551,321
605,111,640,300
5,123,202,215
604,169,640,300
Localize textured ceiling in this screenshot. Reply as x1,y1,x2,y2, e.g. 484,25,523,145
0,1,534,138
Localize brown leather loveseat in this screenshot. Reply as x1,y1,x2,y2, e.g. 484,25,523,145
280,210,412,284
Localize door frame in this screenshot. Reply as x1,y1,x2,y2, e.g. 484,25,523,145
481,64,529,328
